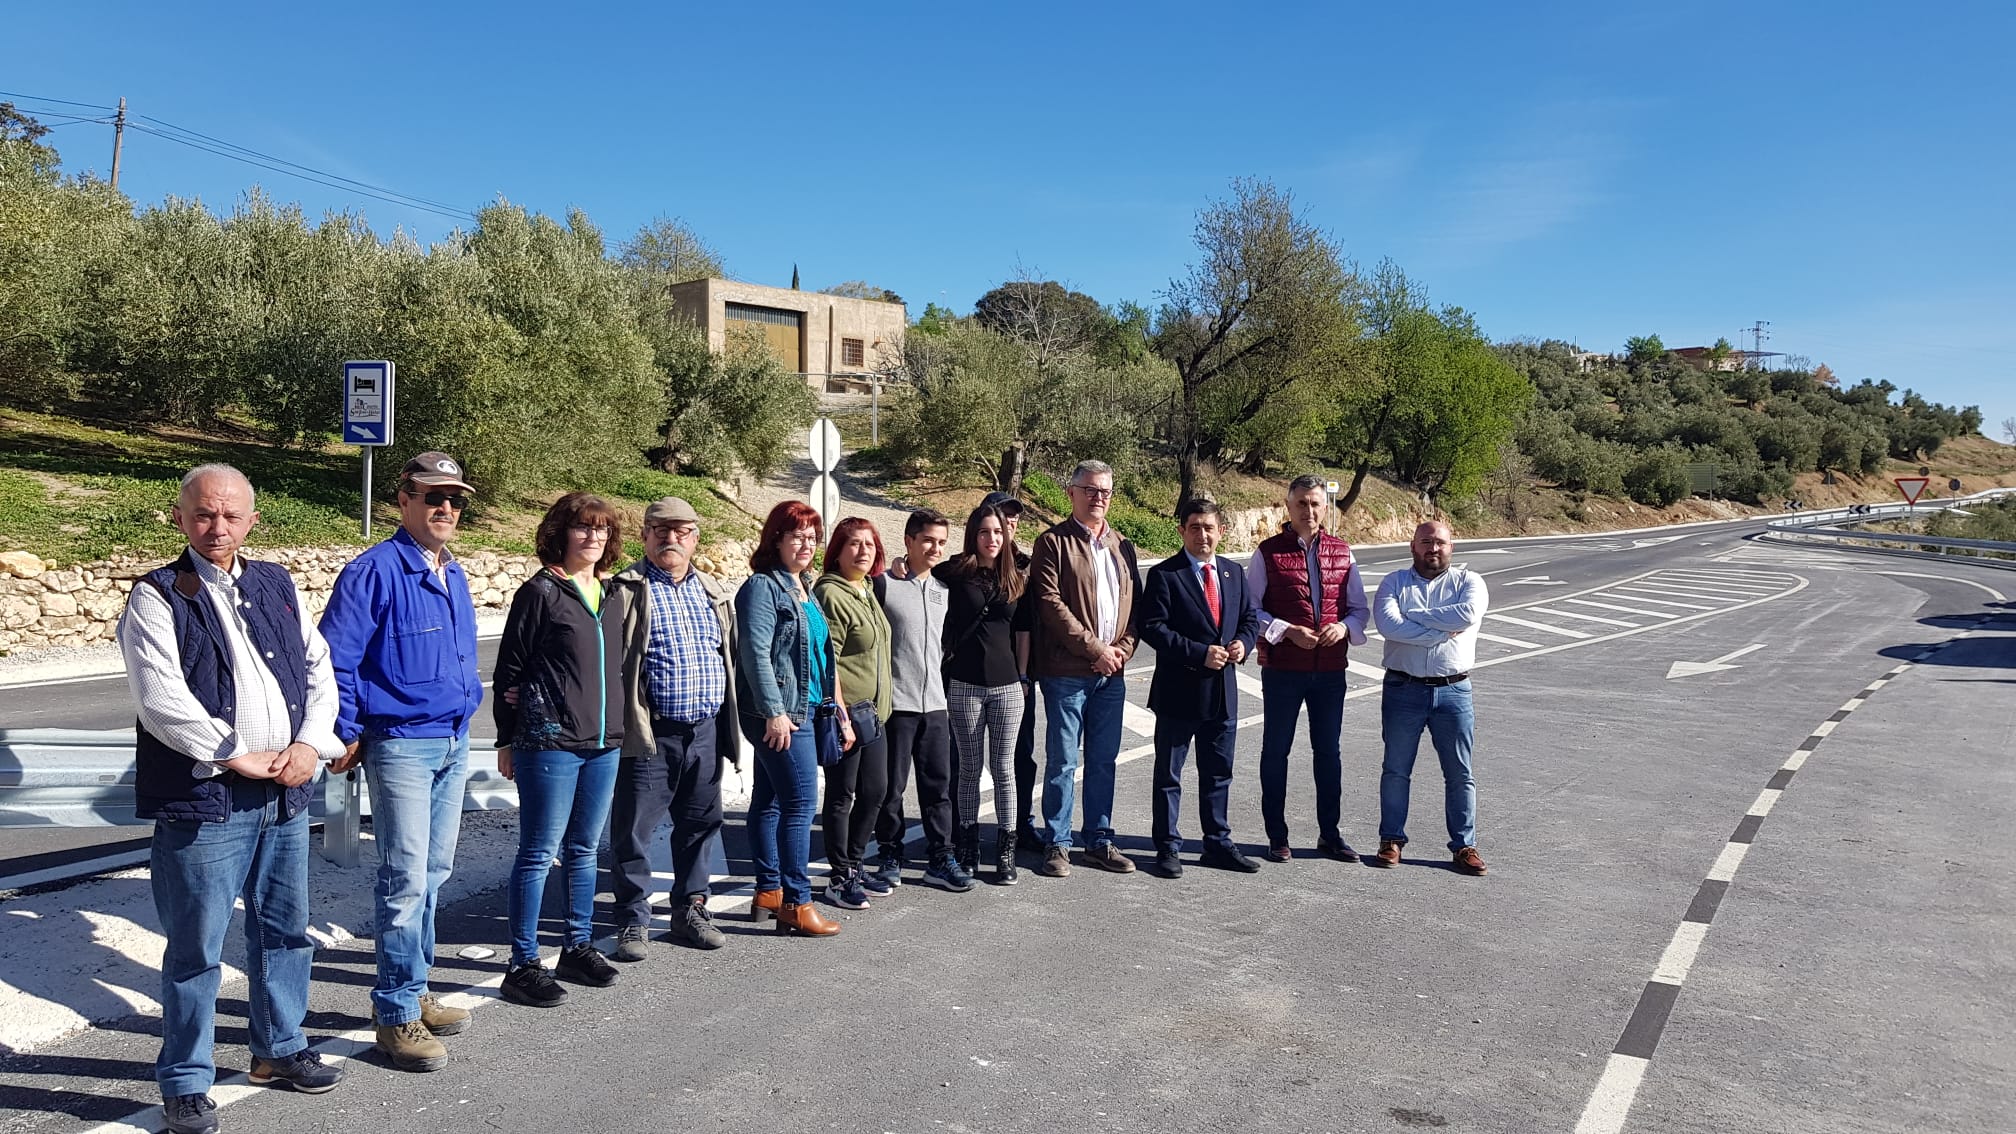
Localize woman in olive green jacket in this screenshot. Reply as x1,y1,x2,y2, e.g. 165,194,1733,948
812,518,894,911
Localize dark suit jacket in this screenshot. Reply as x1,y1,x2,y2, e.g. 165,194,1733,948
1139,553,1262,722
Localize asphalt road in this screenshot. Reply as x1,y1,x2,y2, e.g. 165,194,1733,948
1,522,2011,1133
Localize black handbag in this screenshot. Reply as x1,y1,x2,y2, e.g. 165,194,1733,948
846,700,883,748
812,701,845,766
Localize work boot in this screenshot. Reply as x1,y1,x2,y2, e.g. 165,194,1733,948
667,893,727,950
418,993,470,1036
374,1019,448,1072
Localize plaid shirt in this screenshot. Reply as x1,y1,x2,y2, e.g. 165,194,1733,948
644,562,726,724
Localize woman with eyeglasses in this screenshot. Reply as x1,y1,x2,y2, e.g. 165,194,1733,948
737,501,850,936
811,518,893,910
935,503,1027,884
492,493,628,1006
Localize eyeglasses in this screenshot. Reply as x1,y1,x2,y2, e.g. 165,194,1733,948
414,491,469,511
570,524,613,539
646,523,697,538
786,531,821,545
1069,485,1114,500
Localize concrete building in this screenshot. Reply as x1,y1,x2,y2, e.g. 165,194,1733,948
666,278,906,395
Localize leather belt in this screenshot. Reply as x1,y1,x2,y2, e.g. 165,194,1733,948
1385,670,1469,687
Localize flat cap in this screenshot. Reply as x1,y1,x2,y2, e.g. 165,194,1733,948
644,497,701,525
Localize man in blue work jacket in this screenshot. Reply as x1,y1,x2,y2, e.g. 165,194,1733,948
320,452,485,1073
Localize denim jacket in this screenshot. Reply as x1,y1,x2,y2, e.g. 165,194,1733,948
733,567,837,742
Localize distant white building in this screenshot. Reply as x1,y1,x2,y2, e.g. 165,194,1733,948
666,278,905,395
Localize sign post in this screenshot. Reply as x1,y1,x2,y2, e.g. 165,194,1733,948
808,417,843,530
342,361,396,539
1324,479,1340,533
1894,476,1930,508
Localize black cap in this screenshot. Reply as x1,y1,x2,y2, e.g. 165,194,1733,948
979,491,1023,516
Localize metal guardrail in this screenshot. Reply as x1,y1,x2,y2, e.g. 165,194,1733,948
1759,489,2016,568
0,729,516,866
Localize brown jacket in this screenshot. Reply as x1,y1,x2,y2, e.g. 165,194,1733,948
1027,518,1141,679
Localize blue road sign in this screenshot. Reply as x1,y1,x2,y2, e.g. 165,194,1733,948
342,360,395,446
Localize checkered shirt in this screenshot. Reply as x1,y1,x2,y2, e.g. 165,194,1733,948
644,563,726,723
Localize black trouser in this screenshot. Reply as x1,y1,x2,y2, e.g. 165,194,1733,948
821,730,889,873
1013,679,1038,831
1151,714,1238,854
875,709,954,857
607,717,723,926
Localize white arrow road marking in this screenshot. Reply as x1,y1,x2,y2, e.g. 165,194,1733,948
1504,576,1568,586
1665,643,1767,679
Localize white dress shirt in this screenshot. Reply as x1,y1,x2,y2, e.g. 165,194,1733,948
1079,519,1121,644
118,551,344,775
1373,565,1489,677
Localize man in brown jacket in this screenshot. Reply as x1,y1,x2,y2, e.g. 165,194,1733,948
1027,459,1141,877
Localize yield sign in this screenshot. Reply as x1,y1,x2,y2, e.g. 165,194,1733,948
1894,477,1930,504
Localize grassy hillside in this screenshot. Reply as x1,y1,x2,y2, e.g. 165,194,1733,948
0,409,752,568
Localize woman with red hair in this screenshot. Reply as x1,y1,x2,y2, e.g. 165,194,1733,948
812,518,893,909
736,501,850,936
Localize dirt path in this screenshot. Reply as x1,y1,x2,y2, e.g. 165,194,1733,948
736,452,938,553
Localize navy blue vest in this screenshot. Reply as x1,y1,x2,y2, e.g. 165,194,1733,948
133,551,313,822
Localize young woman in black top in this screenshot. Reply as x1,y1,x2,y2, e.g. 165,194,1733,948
933,503,1026,884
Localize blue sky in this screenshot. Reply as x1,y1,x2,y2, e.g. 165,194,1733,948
8,2,2012,439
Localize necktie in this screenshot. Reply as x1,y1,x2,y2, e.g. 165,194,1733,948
1201,563,1221,627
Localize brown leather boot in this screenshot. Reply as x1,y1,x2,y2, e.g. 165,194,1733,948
775,901,841,937
751,888,783,923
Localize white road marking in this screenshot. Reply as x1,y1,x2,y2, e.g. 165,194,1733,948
1573,1054,1651,1134
1618,581,1758,601
1646,576,1783,596
1526,606,1640,628
1123,702,1157,737
1705,842,1750,882
1747,788,1782,816
1490,614,1593,639
1601,589,1717,610
1475,631,1543,648
1652,921,1711,985
1782,749,1810,772
1347,659,1387,680
1810,719,1838,738
1562,598,1676,619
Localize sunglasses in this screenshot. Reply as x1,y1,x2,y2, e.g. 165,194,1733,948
411,490,469,511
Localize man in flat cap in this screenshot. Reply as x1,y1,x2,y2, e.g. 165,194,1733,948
604,497,741,955
320,452,484,1073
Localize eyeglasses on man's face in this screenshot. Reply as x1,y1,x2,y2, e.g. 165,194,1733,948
409,490,469,511
646,523,697,540
1069,484,1114,501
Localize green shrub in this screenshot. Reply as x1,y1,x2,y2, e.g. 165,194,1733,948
1623,447,1691,507
1022,470,1069,516
1108,503,1180,554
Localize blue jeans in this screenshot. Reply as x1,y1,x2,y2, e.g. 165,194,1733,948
749,726,819,903
1378,677,1477,852
364,733,469,1025
1039,674,1125,851
509,747,619,966
151,779,312,1098
1258,668,1350,846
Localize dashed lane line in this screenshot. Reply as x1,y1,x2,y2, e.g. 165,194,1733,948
1491,614,1593,639
1570,605,2005,1134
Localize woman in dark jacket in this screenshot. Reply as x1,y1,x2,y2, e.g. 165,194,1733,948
935,503,1026,885
736,500,851,937
492,492,627,1006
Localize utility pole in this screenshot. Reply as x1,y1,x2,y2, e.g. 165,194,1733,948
109,97,126,190
1748,319,1770,369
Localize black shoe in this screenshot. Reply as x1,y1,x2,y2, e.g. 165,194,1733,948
249,1049,345,1093
163,1094,219,1134
1017,825,1046,854
923,852,976,892
993,829,1019,886
956,826,981,876
667,894,727,949
826,869,871,910
1152,848,1184,878
1200,845,1262,873
555,943,618,987
501,962,569,1007
1316,837,1361,863
1262,843,1292,863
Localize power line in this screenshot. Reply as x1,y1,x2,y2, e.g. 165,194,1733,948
122,121,475,222
134,111,472,216
0,89,116,110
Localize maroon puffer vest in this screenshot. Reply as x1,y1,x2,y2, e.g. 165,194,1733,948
1255,530,1353,673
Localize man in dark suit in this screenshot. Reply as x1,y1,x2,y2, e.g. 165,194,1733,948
1138,497,1264,877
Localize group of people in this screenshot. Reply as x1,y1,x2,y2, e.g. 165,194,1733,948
119,456,1489,1134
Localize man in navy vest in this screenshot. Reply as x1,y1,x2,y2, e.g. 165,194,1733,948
1248,474,1370,864
320,452,485,1074
119,464,346,1134
1138,498,1263,877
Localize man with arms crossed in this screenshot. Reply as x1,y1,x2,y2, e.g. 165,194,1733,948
120,464,346,1133
1028,459,1141,877
320,452,486,1072
1371,521,1489,875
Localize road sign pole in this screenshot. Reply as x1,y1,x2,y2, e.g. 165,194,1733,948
361,447,373,540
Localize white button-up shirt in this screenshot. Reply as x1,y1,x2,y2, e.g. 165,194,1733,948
1373,565,1489,678
118,551,344,775
1079,519,1121,644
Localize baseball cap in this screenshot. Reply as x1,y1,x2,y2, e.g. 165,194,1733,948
979,491,1023,516
644,497,701,525
400,452,474,492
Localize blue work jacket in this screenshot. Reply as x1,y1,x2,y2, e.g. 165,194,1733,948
319,528,485,741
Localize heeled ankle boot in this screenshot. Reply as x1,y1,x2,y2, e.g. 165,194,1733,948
957,826,981,875
751,888,783,924
993,828,1019,886
776,901,841,937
